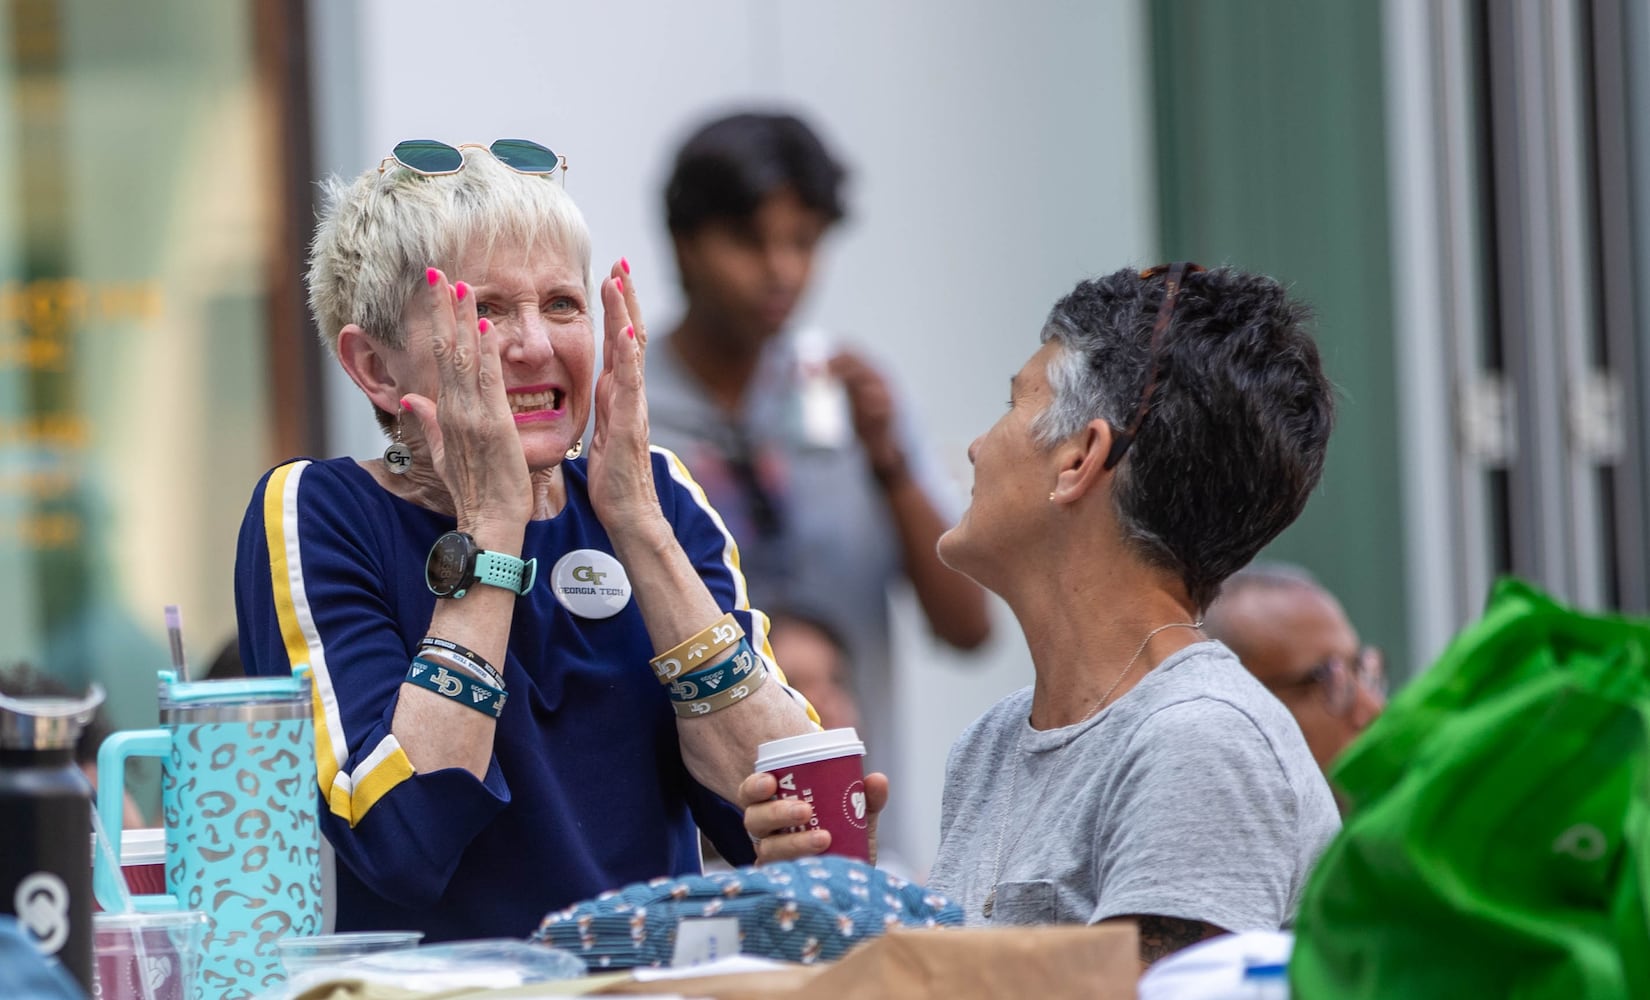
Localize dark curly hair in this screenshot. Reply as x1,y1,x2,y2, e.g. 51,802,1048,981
664,111,847,237
1033,266,1336,610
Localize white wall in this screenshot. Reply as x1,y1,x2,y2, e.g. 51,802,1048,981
310,0,1157,873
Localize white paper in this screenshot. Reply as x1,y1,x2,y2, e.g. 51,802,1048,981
639,952,789,981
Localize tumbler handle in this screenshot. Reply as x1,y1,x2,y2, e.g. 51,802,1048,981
94,728,177,912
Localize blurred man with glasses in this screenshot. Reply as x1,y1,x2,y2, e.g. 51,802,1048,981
1205,565,1386,786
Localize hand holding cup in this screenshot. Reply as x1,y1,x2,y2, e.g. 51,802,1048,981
740,728,889,864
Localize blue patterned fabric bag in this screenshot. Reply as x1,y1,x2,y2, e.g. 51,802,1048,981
531,857,964,970
0,916,85,1000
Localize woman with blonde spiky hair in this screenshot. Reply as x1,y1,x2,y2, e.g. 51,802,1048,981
234,140,817,942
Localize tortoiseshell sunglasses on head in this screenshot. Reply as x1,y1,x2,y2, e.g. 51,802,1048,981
1103,261,1207,470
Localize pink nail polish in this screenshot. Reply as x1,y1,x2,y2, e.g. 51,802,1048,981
625,324,635,340
426,267,439,287
478,318,491,333
454,281,468,302
399,398,412,412
620,257,631,275
615,277,624,295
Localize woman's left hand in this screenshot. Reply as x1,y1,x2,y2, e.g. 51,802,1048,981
738,769,890,865
587,260,666,535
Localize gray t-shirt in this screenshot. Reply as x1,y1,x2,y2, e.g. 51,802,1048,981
927,642,1339,930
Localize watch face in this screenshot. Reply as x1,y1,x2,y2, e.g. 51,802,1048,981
426,532,475,597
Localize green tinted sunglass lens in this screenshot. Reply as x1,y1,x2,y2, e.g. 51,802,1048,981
489,139,559,173
393,140,463,174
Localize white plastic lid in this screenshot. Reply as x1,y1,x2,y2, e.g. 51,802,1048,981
754,727,864,772
121,828,166,865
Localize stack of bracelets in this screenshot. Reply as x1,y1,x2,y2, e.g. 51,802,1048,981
404,636,507,719
650,612,768,718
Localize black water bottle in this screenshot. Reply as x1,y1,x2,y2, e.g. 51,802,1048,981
0,686,102,994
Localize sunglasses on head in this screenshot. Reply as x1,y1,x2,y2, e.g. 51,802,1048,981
379,139,567,183
1103,261,1207,470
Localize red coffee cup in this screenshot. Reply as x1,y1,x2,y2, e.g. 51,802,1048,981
754,728,870,862
91,828,167,913
117,828,166,897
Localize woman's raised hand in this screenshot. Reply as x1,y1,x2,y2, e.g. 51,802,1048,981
587,259,665,533
400,268,533,532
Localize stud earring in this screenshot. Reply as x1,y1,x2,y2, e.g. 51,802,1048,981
564,439,583,461
384,411,413,475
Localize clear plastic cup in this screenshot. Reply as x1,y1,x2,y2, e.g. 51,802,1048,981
92,910,207,1000
276,931,424,980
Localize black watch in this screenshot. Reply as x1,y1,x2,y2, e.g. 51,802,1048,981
424,531,537,599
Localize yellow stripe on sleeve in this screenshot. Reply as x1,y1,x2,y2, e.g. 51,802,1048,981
263,460,416,826
749,608,822,729
656,446,750,609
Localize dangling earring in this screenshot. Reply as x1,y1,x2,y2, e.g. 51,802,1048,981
384,411,412,475
564,439,583,461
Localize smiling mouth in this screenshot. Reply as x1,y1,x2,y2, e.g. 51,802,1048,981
509,387,564,415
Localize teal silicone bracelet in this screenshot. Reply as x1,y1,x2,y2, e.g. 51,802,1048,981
665,639,758,703
407,655,507,719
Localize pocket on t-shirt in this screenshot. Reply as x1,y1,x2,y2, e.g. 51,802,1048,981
991,879,1058,925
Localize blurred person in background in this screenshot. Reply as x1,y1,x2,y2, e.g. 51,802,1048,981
649,112,991,841
0,663,147,827
235,140,815,941
744,264,1339,968
765,609,858,732
1204,564,1387,781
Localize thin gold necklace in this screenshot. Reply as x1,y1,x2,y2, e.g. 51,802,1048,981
980,619,1203,919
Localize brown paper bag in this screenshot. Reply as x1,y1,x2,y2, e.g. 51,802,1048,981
793,926,1138,1000
593,924,1138,1000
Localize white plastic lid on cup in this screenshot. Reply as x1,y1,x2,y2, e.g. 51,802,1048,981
754,727,864,772
121,828,166,865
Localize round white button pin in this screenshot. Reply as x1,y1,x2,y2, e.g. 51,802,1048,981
550,549,632,619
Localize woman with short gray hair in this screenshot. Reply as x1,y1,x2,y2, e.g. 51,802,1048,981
743,263,1339,967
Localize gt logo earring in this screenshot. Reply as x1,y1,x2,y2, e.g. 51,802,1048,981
385,410,413,475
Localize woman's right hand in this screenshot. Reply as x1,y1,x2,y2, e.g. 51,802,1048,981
401,268,532,531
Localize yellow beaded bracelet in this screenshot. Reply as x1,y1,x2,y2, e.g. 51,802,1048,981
650,612,745,683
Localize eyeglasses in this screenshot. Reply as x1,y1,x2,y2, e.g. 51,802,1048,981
1103,261,1207,470
378,139,568,184
1293,646,1387,717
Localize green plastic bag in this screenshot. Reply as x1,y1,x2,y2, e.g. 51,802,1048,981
1291,578,1650,998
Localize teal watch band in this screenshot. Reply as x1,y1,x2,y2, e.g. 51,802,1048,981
427,531,538,599
474,549,537,596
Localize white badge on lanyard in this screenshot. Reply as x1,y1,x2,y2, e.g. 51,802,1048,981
550,549,632,619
